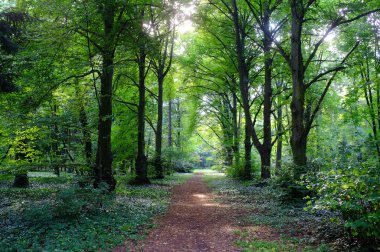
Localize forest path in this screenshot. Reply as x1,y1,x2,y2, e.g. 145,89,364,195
130,173,240,252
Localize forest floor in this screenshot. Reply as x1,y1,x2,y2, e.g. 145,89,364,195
119,171,341,252
124,172,241,252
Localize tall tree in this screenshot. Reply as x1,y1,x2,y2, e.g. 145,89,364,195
150,2,175,179
271,0,379,177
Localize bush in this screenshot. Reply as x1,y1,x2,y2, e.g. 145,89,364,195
272,163,311,204
305,160,380,246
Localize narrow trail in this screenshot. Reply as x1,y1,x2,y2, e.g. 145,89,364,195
133,173,240,252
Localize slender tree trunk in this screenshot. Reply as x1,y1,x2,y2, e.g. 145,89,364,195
232,92,240,166
275,104,283,174
261,11,272,179
51,103,60,176
154,77,164,179
168,99,172,147
134,47,150,184
94,4,116,191
176,99,181,151
79,104,92,169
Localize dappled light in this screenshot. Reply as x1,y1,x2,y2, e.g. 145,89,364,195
0,0,379,250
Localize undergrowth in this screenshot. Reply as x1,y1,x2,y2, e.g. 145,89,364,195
202,174,349,251
0,173,191,251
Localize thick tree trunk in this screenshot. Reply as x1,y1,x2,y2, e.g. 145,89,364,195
134,49,150,184
154,77,164,179
94,5,116,191
243,125,252,180
290,1,308,177
232,0,252,180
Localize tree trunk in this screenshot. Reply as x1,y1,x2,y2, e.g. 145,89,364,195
232,92,240,166
275,104,283,174
154,77,164,179
168,99,172,148
232,0,252,180
134,46,150,184
290,1,308,177
176,99,181,151
94,4,116,191
243,125,252,180
51,103,60,176
79,104,92,169
261,11,272,179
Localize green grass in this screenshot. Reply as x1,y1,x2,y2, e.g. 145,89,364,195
0,172,191,251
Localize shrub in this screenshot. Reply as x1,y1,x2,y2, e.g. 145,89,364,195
272,163,311,204
305,160,380,246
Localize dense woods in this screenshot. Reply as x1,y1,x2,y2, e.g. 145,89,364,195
1,0,380,250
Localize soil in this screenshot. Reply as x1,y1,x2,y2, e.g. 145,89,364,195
120,173,241,252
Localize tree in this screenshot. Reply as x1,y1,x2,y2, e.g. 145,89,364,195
149,2,175,179
271,0,380,177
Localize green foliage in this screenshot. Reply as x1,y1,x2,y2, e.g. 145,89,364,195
235,235,330,252
203,173,349,250
0,173,189,251
305,160,380,245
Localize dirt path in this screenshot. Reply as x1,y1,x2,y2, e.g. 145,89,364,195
131,173,240,252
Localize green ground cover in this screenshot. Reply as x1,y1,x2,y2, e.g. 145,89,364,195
0,172,192,251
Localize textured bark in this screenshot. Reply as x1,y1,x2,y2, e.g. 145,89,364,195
134,46,150,184
231,0,252,180
260,9,272,179
289,1,307,177
94,3,116,191
275,105,283,174
154,77,164,179
176,100,181,151
168,99,172,148
232,92,240,166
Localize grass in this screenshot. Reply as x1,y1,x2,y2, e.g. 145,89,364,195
0,172,192,251
201,173,334,251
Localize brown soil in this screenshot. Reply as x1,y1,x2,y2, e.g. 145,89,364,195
126,173,241,252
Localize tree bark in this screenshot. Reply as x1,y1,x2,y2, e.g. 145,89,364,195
154,77,164,178
275,104,283,174
232,92,240,166
176,99,181,151
94,4,116,191
134,43,150,184
168,99,172,148
289,1,308,178
232,0,252,180
260,9,272,179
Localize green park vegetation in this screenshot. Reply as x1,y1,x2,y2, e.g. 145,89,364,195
0,0,379,251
